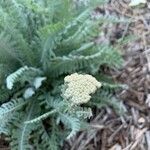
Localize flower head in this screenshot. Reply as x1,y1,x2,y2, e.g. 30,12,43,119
63,73,101,104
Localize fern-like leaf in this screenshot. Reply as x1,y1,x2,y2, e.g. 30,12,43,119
6,66,42,90
0,98,28,135
11,100,39,150
6,66,29,90
47,45,122,77
0,98,27,121
59,114,80,139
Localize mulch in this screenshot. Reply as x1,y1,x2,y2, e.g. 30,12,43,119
0,135,9,150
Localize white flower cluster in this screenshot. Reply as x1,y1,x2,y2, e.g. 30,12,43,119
63,73,101,104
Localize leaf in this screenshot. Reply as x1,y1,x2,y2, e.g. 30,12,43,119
6,66,28,90
59,114,80,139
23,88,35,99
0,98,28,134
33,77,46,89
0,98,27,120
6,66,42,90
10,100,40,150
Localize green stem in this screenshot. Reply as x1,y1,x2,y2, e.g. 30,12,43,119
25,109,57,124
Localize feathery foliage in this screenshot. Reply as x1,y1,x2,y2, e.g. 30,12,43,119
0,0,126,149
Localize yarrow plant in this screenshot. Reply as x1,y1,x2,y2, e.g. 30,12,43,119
0,0,126,149
63,73,101,104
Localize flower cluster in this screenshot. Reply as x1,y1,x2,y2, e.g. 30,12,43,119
63,73,101,104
